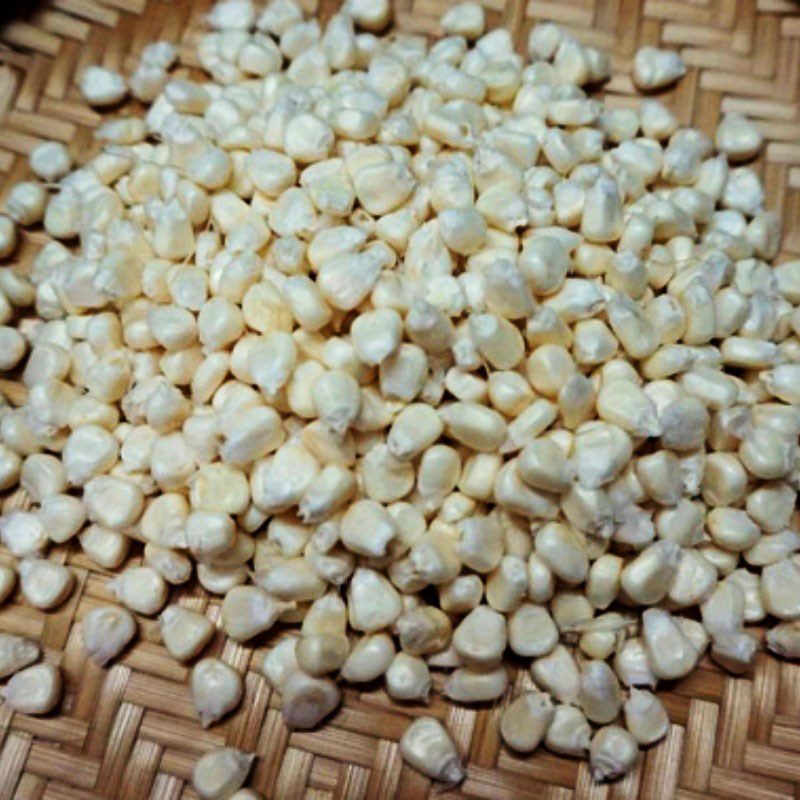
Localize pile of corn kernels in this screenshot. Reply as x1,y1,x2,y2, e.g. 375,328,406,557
0,0,799,794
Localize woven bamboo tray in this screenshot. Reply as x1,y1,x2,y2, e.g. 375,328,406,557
0,0,799,798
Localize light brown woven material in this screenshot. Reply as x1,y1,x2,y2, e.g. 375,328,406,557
0,1,798,798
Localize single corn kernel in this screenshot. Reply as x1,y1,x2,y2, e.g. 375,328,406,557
159,605,215,661
80,66,128,106
19,558,74,610
340,633,395,683
444,665,508,702
632,47,685,90
642,609,698,680
6,181,48,226
296,633,350,676
221,586,293,641
589,725,640,781
386,652,431,701
500,691,554,753
192,748,253,800
109,566,168,616
347,568,402,632
578,660,622,724
82,605,137,666
535,522,589,586
452,605,507,668
280,671,341,729
532,644,580,704
767,621,800,659
399,717,465,786
544,704,591,757
0,633,40,679
762,559,800,619
624,688,669,745
716,113,763,162
508,603,558,658
260,638,300,692
441,2,485,39
2,663,61,715
191,658,243,727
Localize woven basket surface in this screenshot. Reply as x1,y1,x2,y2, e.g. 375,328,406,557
0,0,799,798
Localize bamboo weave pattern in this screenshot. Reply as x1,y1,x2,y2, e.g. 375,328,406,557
0,0,799,797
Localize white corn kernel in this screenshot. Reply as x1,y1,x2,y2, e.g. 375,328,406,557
579,660,622,724
469,313,524,369
387,403,444,460
486,554,529,613
573,422,632,489
586,555,622,610
635,450,683,506
29,141,72,183
633,47,685,90
746,482,795,533
191,658,243,728
621,541,681,605
19,558,74,610
581,177,623,244
642,609,698,680
707,507,760,552
110,566,168,616
614,638,657,688
221,585,293,641
624,688,669,745
535,522,589,586
517,439,573,493
340,633,395,682
0,511,48,558
386,652,431,701
80,525,130,569
439,401,507,452
452,605,506,668
445,665,508,702
767,621,800,659
544,704,591,757
81,66,128,106
400,717,465,786
597,380,661,436
589,725,639,782
668,550,716,608
716,113,763,162
509,603,558,658
2,663,61,716
438,574,482,614
299,465,356,523
351,308,402,366
160,605,215,661
312,370,362,434
762,559,800,619
260,637,299,692
532,644,580,704
416,446,461,508
500,691,554,753
0,633,39,679
281,670,341,729
347,567,402,632
81,605,136,666
6,181,47,226
84,475,145,530
441,2,485,39
192,748,253,800
340,499,396,558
